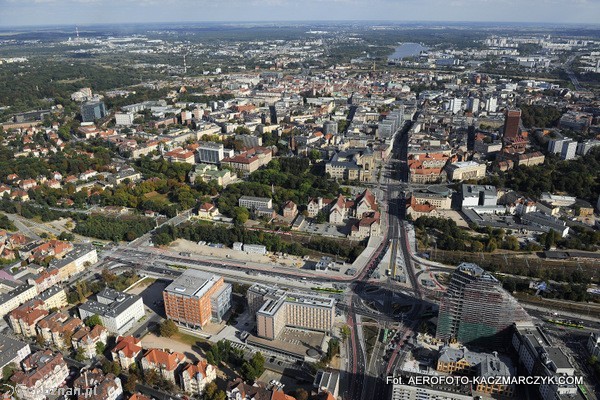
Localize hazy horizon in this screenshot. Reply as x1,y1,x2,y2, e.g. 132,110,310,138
1,0,599,28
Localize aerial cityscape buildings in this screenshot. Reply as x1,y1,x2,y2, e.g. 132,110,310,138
0,16,598,400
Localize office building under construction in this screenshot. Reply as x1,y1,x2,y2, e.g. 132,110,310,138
436,263,531,347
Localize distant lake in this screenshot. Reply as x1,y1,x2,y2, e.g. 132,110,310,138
388,43,429,60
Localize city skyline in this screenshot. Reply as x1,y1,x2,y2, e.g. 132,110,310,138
1,0,600,27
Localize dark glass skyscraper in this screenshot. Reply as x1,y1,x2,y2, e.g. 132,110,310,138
80,101,107,123
436,263,531,347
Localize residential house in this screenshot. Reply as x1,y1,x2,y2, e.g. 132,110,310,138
350,212,381,239
79,169,98,181
0,334,31,379
282,201,298,219
73,368,123,400
306,197,333,218
141,348,186,384
71,325,109,359
181,360,217,396
111,336,143,370
11,350,69,400
36,312,84,349
19,179,37,191
8,300,49,337
197,203,219,220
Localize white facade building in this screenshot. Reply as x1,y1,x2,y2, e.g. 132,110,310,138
78,288,145,335
115,112,135,126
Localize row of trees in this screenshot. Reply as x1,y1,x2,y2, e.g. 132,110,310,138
0,60,160,117
153,222,366,262
431,249,594,285
500,275,592,302
414,216,527,253
484,148,600,203
218,157,344,217
205,340,265,382
0,212,16,231
100,269,141,291
73,214,155,242
519,104,563,128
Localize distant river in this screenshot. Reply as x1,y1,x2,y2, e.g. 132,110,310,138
388,42,429,60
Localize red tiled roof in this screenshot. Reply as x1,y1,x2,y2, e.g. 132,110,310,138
200,202,215,212
182,360,209,379
143,348,185,371
112,336,142,359
12,351,65,388
10,300,48,325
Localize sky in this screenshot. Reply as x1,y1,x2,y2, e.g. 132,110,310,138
0,0,599,27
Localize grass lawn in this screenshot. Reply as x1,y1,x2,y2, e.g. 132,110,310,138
172,331,210,347
144,191,169,203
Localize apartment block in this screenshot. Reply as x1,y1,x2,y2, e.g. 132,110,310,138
249,283,335,340
391,373,472,400
436,346,514,397
0,280,37,319
163,270,231,329
238,196,273,210
196,142,233,164
36,311,84,349
8,300,49,337
48,244,98,281
0,334,31,380
115,112,135,126
11,350,69,400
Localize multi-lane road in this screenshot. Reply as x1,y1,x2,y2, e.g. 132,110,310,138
342,121,430,400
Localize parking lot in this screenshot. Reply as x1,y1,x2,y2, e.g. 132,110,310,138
300,221,349,238
127,278,170,317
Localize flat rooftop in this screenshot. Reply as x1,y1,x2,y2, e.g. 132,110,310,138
164,269,221,299
256,287,335,317
79,287,141,318
247,327,325,359
545,347,573,370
